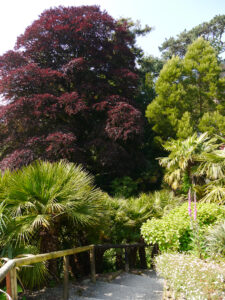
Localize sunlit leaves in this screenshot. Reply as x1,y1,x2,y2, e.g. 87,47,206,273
1,160,105,246
146,38,224,141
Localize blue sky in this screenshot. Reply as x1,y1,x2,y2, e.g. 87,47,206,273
0,0,224,57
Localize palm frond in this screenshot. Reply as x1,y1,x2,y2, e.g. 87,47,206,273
202,183,225,204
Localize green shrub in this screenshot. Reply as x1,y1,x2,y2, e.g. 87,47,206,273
102,249,117,272
106,190,183,244
110,176,138,198
141,202,225,252
156,253,225,300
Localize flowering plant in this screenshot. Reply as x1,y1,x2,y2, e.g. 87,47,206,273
156,253,225,300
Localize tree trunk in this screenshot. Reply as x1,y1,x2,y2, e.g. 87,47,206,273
40,226,60,280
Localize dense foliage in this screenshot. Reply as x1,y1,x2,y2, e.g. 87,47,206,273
0,161,105,250
106,190,183,244
146,38,225,141
0,5,147,186
141,202,225,252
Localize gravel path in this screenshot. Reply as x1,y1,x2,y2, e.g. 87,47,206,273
71,270,164,300
21,270,164,300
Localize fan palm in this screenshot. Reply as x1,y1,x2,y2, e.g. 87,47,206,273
1,160,104,252
159,133,221,190
202,180,225,204
196,150,225,181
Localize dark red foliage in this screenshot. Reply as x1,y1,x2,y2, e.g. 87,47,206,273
0,149,35,171
106,103,142,141
0,51,27,75
0,5,144,178
45,132,77,159
0,64,63,100
58,92,88,116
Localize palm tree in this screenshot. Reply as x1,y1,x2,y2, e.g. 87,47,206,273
159,133,221,190
196,150,225,181
1,160,105,254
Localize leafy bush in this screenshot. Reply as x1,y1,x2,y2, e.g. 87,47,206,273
156,253,225,300
205,220,225,258
110,176,138,198
106,190,183,243
141,202,225,251
0,285,23,300
102,249,117,272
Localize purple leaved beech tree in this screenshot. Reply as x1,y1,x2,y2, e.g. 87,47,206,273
0,5,146,180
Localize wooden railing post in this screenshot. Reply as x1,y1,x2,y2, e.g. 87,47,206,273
9,267,17,300
125,247,129,272
90,246,96,283
6,272,11,299
63,256,69,300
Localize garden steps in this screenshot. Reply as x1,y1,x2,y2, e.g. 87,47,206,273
70,270,164,300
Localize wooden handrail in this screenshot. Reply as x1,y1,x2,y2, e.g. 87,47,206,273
14,245,93,267
0,260,15,283
0,245,94,283
0,244,95,300
0,243,147,300
94,243,146,249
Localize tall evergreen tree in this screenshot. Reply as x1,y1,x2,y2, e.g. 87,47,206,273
160,15,225,60
146,38,225,141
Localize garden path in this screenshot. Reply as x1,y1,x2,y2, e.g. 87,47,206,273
22,270,164,300
71,270,164,300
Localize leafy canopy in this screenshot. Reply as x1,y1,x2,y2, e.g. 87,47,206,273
146,38,225,141
0,5,146,182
